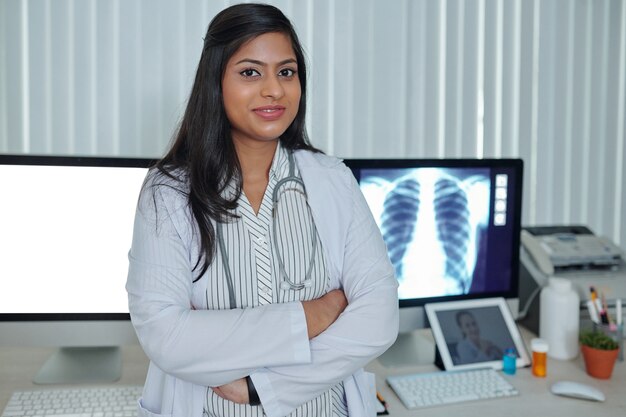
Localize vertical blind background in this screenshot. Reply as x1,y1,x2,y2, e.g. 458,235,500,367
1,0,626,248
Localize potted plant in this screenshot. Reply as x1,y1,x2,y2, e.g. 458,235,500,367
579,329,620,379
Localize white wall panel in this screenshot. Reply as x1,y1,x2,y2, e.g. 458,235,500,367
26,0,49,153
587,1,609,235
482,0,502,158
500,0,522,158
0,0,6,151
616,0,626,247
1,0,625,247
405,0,428,157
348,0,374,157
329,0,353,158
310,0,333,154
535,0,556,232
4,0,25,153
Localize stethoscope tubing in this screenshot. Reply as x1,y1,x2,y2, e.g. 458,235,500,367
216,221,238,308
216,152,317,308
271,175,317,291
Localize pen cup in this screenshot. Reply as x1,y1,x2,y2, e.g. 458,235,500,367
531,338,549,377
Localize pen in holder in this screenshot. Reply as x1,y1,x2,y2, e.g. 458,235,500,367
584,292,623,362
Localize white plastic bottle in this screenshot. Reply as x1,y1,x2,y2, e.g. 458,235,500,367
539,277,580,360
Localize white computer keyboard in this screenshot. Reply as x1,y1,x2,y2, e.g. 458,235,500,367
387,367,518,410
1,386,143,417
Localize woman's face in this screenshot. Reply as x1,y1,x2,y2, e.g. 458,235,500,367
222,32,301,147
459,313,480,341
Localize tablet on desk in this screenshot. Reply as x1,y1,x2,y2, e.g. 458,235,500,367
425,297,530,371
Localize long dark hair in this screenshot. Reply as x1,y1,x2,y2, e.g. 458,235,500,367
153,3,319,280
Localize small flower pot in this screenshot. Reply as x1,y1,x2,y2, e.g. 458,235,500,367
581,344,619,379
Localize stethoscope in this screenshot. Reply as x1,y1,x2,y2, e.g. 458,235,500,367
216,152,317,307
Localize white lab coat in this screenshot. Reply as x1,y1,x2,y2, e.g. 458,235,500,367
126,149,399,417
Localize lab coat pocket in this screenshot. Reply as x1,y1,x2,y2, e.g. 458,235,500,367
137,398,173,417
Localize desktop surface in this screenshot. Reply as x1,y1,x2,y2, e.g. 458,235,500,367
372,327,625,417
373,359,625,417
0,345,148,407
2,326,624,417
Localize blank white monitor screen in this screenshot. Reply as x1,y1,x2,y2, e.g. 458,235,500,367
0,156,153,383
1,164,147,315
0,157,151,316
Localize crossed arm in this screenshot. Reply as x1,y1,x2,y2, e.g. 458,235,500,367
212,289,349,404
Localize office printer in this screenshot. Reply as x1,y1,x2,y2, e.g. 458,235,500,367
517,225,626,334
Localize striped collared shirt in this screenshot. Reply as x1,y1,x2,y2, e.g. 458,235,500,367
202,144,348,417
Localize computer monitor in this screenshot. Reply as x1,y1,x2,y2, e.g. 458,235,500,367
344,158,524,366
0,155,153,384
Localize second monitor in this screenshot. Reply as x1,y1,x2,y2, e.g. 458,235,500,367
344,158,524,366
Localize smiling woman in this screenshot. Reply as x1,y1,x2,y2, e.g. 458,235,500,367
221,32,303,213
222,32,301,147
125,3,399,417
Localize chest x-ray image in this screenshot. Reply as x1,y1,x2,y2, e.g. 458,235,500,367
360,168,490,299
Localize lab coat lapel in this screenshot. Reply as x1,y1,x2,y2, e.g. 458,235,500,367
293,151,350,288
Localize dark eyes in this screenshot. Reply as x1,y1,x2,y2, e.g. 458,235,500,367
239,68,297,78
239,68,261,77
241,69,260,77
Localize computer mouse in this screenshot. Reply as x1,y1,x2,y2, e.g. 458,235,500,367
550,381,605,402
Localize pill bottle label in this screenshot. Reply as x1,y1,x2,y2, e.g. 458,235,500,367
530,338,549,377
532,350,547,377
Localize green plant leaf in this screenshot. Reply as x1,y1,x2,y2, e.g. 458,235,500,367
579,330,619,350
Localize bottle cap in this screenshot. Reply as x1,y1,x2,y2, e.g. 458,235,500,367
548,277,572,292
531,338,549,353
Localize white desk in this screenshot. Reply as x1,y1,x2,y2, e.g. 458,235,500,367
2,327,624,416
0,345,148,408
370,337,626,416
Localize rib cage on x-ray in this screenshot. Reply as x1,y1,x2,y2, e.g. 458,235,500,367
433,178,471,292
378,171,482,296
380,179,420,279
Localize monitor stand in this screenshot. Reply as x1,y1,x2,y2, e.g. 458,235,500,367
378,329,436,368
33,346,122,384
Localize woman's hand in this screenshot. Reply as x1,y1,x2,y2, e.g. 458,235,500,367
213,378,249,404
301,289,348,339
